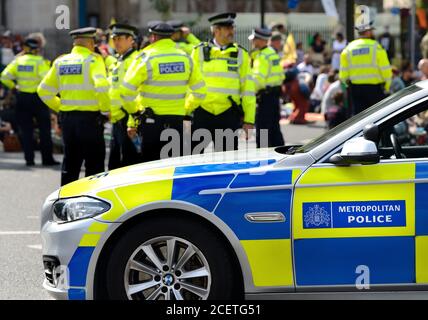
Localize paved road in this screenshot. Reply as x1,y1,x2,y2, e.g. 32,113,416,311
0,121,326,300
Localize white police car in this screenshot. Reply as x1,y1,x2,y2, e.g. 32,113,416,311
41,82,428,300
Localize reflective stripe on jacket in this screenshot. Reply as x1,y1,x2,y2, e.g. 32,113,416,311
1,54,50,93
37,46,111,113
339,38,392,92
191,40,256,124
108,49,139,123
120,39,206,117
251,46,285,92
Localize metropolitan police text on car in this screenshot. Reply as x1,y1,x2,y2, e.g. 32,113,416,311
303,200,407,229
159,62,185,74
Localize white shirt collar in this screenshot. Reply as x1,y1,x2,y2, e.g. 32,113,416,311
213,39,227,50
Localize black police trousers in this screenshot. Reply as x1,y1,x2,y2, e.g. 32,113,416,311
16,92,55,164
140,114,184,163
256,90,285,148
350,84,385,116
108,116,140,170
191,107,241,153
60,111,105,186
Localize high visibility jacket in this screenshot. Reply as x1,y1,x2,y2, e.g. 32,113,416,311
175,33,201,55
191,40,256,124
339,38,392,92
120,39,207,117
37,46,111,113
251,46,285,92
1,54,50,93
105,54,118,71
108,48,139,123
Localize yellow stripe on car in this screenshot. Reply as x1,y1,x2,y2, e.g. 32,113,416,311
298,163,415,185
79,233,101,247
241,239,293,287
114,167,175,211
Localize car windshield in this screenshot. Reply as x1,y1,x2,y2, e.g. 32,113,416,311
292,85,422,154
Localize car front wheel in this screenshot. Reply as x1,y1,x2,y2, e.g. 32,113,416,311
105,215,240,300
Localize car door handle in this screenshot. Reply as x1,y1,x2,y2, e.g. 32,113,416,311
244,212,286,223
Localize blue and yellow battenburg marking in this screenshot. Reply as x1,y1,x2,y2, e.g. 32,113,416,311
65,161,295,296
172,161,296,287
61,160,428,296
67,222,110,300
415,162,428,283
293,162,423,287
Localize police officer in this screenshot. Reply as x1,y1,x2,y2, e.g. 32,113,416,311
120,22,206,162
1,37,58,166
167,20,201,55
95,28,117,71
107,23,141,170
249,28,285,148
37,27,111,186
190,13,255,153
339,8,392,115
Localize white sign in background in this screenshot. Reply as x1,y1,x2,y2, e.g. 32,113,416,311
321,0,339,19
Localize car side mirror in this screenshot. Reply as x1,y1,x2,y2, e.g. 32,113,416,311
363,124,379,142
329,137,380,165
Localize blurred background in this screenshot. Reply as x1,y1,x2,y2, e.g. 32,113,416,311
0,0,421,64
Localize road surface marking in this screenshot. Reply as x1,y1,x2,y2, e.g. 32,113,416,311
0,231,40,235
27,244,42,250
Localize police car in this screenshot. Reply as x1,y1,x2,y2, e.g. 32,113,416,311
41,82,428,300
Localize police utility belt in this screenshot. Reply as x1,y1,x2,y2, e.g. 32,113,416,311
58,110,106,128
134,108,185,130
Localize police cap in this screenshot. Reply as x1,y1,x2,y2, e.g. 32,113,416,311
208,12,236,26
109,23,138,38
167,20,184,32
24,38,40,49
147,21,174,36
69,27,97,39
248,28,272,41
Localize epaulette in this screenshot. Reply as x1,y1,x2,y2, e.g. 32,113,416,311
195,42,209,48
136,51,147,59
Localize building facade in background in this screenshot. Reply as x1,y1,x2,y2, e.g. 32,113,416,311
0,0,415,61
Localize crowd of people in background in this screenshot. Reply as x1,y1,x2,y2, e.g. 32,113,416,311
267,22,428,129
2,21,428,157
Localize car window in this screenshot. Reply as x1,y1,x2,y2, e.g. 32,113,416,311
294,85,422,154
378,100,428,160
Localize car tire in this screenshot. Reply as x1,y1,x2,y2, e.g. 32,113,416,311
105,215,241,300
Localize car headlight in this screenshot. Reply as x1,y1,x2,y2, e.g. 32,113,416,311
52,197,111,223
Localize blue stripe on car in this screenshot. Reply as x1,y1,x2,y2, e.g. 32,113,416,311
68,247,95,287
416,162,428,179
174,160,276,176
294,237,415,286
172,174,235,212
230,170,292,188
416,183,428,236
214,190,291,240
68,288,86,300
